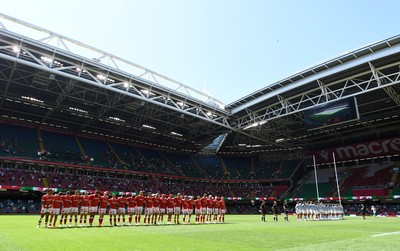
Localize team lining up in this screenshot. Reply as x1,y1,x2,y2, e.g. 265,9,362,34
36,189,226,228
293,201,344,221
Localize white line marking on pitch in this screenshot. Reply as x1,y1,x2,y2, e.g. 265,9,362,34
372,231,400,237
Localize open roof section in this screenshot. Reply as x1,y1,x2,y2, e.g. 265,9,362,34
226,34,400,114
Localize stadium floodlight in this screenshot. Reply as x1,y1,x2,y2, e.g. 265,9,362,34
109,116,125,123
21,96,44,103
177,101,189,109
246,144,261,148
123,82,129,88
40,56,52,64
76,67,86,73
69,107,88,114
140,89,155,96
171,131,183,137
12,45,19,53
275,138,285,143
143,124,156,130
243,120,267,130
96,74,106,80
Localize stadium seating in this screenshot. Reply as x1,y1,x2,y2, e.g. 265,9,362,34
277,160,302,179
0,199,40,213
255,161,280,180
222,157,252,180
161,152,204,177
0,123,39,158
273,185,289,197
0,166,44,187
109,142,148,172
291,160,398,198
0,123,303,183
193,155,224,179
40,130,82,164
77,137,118,168
0,122,298,203
340,161,395,196
296,183,333,198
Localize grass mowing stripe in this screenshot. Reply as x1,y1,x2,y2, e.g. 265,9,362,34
0,215,399,250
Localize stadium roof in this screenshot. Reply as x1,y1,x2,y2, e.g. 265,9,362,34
1,13,400,157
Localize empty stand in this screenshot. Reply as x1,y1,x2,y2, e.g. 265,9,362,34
0,124,39,158
40,130,82,163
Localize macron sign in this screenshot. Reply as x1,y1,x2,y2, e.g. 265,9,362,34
313,137,400,163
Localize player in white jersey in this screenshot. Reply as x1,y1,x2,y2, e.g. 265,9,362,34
371,205,379,219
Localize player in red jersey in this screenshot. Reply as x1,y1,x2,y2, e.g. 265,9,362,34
70,190,81,227
188,196,195,224
200,193,208,223
60,191,72,227
98,192,109,227
212,196,220,223
194,195,202,224
50,192,62,228
80,191,90,227
126,193,136,226
219,197,226,223
109,193,118,226
181,196,189,224
37,189,53,228
144,192,153,225
173,193,183,224
117,194,127,226
166,194,175,224
88,190,101,227
206,195,214,223
134,191,145,225
158,194,167,224
152,193,160,225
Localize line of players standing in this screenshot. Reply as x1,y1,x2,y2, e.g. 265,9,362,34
259,200,344,222
295,201,344,221
36,189,226,228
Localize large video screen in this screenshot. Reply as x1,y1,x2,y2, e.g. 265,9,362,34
304,97,359,130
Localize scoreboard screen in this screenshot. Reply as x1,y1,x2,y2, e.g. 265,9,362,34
304,97,359,130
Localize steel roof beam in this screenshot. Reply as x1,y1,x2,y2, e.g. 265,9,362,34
235,62,400,129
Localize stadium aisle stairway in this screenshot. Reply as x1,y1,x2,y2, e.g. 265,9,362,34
37,129,45,152
250,158,254,180
223,157,251,180
42,177,49,187
190,156,209,178
106,142,128,170
278,160,302,179
158,151,184,175
77,136,116,168
220,158,229,177
74,136,89,164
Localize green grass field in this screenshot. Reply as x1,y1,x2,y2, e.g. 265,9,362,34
0,215,399,251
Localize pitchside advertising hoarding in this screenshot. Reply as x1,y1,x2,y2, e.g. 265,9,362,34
313,137,400,163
